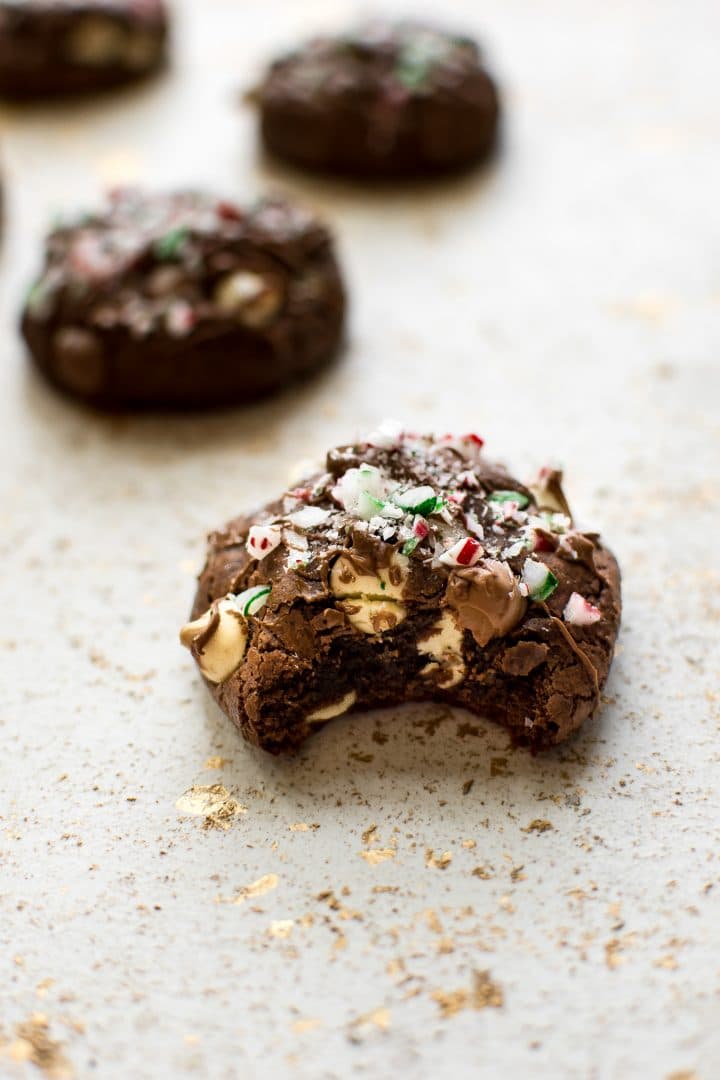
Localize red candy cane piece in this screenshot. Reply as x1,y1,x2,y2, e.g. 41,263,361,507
439,537,483,567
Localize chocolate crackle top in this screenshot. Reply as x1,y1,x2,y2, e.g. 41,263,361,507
182,423,621,754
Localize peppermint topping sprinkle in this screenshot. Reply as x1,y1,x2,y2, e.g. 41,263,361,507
234,584,272,617
287,506,332,530
521,559,559,601
563,592,602,626
246,524,283,559
488,490,530,509
439,537,483,568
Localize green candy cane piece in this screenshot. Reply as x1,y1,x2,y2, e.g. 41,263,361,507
235,584,272,617
362,492,404,520
394,32,447,91
401,536,421,556
154,226,189,261
522,559,559,602
532,569,558,601
392,486,446,517
488,490,530,510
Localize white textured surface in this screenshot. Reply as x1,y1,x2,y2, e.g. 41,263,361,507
1,1,719,1077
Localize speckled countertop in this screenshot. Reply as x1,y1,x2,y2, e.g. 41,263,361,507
1,1,719,1078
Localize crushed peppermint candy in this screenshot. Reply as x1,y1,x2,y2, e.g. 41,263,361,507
216,200,244,222
284,530,309,570
165,300,196,337
488,490,530,510
365,418,404,448
287,506,332,530
331,464,392,520
153,225,189,261
563,592,602,626
391,485,445,516
464,509,485,540
246,524,283,559
503,535,533,559
532,529,556,553
439,433,485,456
439,536,483,567
521,558,559,601
456,469,479,489
401,514,429,555
364,493,404,520
412,515,430,539
543,511,571,533
232,584,272,617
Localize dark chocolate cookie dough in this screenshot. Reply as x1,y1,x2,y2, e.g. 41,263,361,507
21,188,346,409
252,20,500,178
0,0,168,100
181,425,621,754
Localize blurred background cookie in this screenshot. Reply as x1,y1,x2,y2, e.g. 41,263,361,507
0,0,169,100
22,188,346,409
252,19,500,178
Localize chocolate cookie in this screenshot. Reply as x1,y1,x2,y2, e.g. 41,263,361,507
252,20,500,178
0,0,169,100
21,188,346,409
181,425,621,754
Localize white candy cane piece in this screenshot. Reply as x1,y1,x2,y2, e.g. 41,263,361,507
233,584,272,617
365,418,404,448
287,506,331,529
246,524,282,560
563,592,601,626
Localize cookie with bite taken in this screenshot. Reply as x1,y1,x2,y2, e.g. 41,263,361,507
21,188,346,409
251,20,500,178
181,424,621,754
0,0,169,100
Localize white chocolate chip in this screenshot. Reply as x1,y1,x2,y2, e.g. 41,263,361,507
417,610,466,687
338,598,407,635
179,598,248,684
306,690,357,723
213,271,282,327
330,551,408,601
